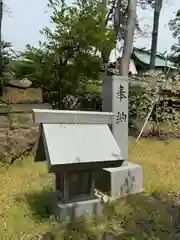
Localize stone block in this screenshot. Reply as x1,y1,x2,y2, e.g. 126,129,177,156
0,115,8,127
48,192,103,221
2,87,43,104
95,162,143,199
11,113,33,125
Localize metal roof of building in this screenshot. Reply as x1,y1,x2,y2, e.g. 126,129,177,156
133,48,177,69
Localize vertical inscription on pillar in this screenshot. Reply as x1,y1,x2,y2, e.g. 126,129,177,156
113,77,129,160
115,84,127,125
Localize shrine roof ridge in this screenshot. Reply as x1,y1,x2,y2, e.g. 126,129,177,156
33,109,114,124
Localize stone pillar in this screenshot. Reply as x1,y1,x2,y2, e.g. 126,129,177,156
95,75,143,199
102,75,128,162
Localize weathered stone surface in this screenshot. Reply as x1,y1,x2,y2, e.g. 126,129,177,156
0,126,38,163
0,115,9,127
9,78,32,88
2,87,43,104
0,104,52,128
48,192,103,221
96,163,143,199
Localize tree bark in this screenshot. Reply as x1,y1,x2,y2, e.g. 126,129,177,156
120,0,137,76
0,0,3,95
150,0,163,69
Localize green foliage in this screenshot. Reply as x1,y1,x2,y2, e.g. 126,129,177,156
13,0,115,109
169,9,180,64
54,71,180,137
77,83,102,111
0,41,13,95
129,72,180,136
12,59,36,81
12,0,156,110
129,84,147,128
13,44,54,87
69,72,180,137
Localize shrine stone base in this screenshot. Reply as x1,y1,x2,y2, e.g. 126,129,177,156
95,162,143,199
48,192,103,221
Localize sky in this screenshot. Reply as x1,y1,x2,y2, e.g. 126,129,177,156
2,0,180,54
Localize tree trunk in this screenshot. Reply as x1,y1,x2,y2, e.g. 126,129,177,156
119,0,137,76
150,0,163,69
0,0,3,95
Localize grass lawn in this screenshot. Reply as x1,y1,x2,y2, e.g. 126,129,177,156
1,140,180,239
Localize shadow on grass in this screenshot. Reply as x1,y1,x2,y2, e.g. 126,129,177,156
55,193,180,240
24,188,52,220
104,193,180,240
20,188,180,239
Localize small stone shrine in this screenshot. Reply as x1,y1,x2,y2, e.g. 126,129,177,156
96,75,143,199
33,109,124,221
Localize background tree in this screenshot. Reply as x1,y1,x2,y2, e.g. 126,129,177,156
0,0,3,94
0,42,12,96
169,9,180,65
13,0,154,108
14,0,115,109
14,0,152,78
101,0,149,71
150,0,163,69
119,0,137,75
0,1,12,96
